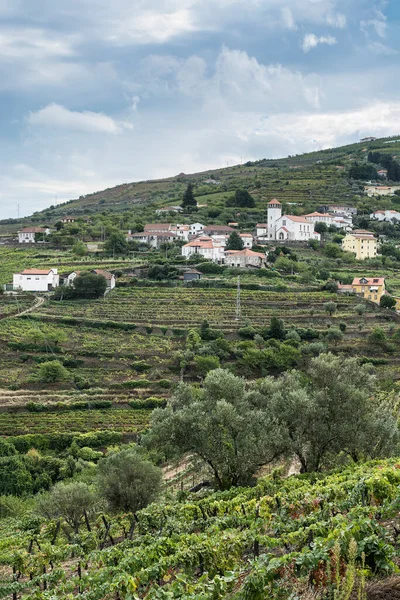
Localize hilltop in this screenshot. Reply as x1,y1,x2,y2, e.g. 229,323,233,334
3,135,400,228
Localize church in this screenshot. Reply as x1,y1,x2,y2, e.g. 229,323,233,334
257,200,321,242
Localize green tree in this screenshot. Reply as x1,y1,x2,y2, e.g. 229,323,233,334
72,240,88,256
314,222,328,235
148,369,277,489
324,243,343,258
182,183,197,210
38,360,69,383
264,316,286,340
227,189,255,208
104,232,128,256
73,272,108,298
37,482,96,533
355,304,366,316
324,301,338,316
98,449,161,513
0,456,33,495
368,327,387,346
325,327,344,346
274,257,297,273
258,353,397,472
380,295,397,310
226,231,244,251
194,355,220,377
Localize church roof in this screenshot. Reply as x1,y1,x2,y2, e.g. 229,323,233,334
268,199,281,205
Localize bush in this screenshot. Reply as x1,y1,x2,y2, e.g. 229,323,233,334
380,295,397,310
98,449,162,513
37,360,69,383
194,355,220,376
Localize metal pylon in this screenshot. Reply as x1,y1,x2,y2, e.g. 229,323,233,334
235,276,241,321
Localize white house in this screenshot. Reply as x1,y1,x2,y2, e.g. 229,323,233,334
126,231,149,243
265,200,320,242
13,269,59,292
155,206,183,215
304,212,334,226
189,222,205,236
18,227,50,243
182,236,225,263
370,209,400,222
67,269,116,290
240,233,254,248
365,185,400,197
225,249,266,268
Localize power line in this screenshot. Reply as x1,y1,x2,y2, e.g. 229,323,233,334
235,276,241,321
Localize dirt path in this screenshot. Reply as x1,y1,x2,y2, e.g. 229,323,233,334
15,295,45,317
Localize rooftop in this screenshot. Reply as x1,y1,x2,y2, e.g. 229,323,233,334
18,269,53,275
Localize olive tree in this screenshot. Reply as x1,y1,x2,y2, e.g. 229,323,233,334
255,353,397,472
148,369,278,490
37,482,96,532
97,449,162,513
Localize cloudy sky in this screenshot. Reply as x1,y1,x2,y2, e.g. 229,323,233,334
0,0,399,219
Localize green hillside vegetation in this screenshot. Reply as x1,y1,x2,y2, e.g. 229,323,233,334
2,136,400,597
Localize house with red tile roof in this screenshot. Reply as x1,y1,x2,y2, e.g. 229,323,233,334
12,268,59,292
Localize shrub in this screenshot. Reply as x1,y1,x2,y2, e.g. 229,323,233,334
98,449,162,513
37,360,69,383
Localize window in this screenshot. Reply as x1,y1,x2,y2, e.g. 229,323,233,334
282,220,286,226
35,277,40,280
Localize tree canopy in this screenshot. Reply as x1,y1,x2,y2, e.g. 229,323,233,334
181,183,197,209
226,231,244,250
227,189,255,208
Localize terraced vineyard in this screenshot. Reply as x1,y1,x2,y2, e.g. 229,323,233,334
35,285,397,334
0,407,150,436
2,459,400,598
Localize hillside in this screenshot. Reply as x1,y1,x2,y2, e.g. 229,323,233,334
4,135,400,226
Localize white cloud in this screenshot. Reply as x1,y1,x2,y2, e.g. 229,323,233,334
27,104,132,134
302,33,337,52
281,7,297,30
361,8,387,38
0,28,78,59
128,47,323,111
326,12,346,28
368,42,398,56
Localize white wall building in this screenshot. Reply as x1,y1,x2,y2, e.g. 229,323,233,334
304,212,334,226
18,227,50,243
13,269,59,292
189,222,204,236
225,249,266,268
182,236,225,263
370,210,400,222
264,200,320,242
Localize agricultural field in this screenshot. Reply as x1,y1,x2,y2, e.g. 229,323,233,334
2,459,400,598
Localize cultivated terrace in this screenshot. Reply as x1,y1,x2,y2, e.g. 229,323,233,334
2,137,400,598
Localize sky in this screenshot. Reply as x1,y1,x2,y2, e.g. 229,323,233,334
0,0,400,219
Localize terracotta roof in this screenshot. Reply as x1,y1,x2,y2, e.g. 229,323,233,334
285,215,311,223
304,212,329,217
352,277,385,286
203,225,234,233
127,232,149,238
280,227,289,233
150,232,177,238
184,236,215,249
268,199,281,205
19,269,53,275
240,233,253,237
337,284,353,290
19,227,47,233
226,249,265,258
93,269,113,280
256,223,268,228
144,223,171,231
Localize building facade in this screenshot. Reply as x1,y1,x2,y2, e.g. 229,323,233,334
18,227,50,243
225,249,266,268
13,269,59,292
341,231,378,260
351,277,385,304
182,236,225,262
262,200,320,242
370,210,400,222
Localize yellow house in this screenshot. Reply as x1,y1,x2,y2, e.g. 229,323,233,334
341,230,377,260
351,277,385,304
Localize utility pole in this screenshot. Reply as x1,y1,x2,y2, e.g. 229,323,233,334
235,276,241,321
17,204,20,219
